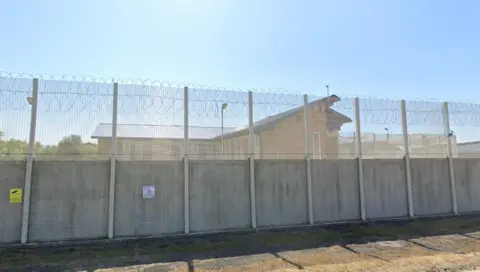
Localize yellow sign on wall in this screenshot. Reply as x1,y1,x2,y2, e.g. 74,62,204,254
9,189,22,203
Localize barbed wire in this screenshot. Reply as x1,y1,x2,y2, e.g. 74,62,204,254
1,72,480,126
1,73,480,128
3,72,480,160
1,71,479,99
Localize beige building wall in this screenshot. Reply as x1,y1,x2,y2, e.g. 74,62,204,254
256,108,343,160
98,138,219,160
221,134,260,160
97,131,459,160
97,108,347,160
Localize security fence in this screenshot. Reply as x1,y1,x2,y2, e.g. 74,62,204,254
1,73,480,245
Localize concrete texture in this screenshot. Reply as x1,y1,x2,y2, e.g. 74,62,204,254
2,157,471,245
311,159,361,222
29,161,109,242
0,161,26,244
255,160,308,227
363,159,409,219
454,158,480,213
410,159,453,216
189,161,251,232
114,161,184,237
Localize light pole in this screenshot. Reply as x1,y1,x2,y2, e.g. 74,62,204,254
221,103,228,159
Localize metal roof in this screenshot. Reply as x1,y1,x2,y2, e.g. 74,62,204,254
91,124,236,140
213,95,352,139
458,141,480,153
91,95,352,140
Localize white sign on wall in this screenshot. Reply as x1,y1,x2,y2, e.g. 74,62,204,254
142,185,155,199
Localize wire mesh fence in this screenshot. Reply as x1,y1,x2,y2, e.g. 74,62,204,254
405,100,448,158
0,75,36,161
115,81,184,161
359,97,405,159
189,86,249,160
319,95,356,159
252,91,304,160
35,78,113,161
1,73,480,161
449,100,480,158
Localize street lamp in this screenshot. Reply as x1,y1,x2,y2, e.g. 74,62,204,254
221,103,228,159
26,97,33,105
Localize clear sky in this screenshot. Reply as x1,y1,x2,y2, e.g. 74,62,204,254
1,0,480,145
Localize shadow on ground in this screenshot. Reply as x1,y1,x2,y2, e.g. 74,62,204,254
2,215,480,271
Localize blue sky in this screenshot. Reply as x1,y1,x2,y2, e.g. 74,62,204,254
1,0,480,145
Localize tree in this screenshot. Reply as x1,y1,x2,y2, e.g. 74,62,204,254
57,135,83,155
57,134,98,160
0,131,99,161
0,138,28,160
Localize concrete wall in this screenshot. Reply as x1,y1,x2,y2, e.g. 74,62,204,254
29,161,109,242
411,159,453,216
311,159,360,222
114,161,184,237
4,157,478,245
363,159,409,219
189,161,251,232
0,161,25,244
255,160,308,227
454,158,480,213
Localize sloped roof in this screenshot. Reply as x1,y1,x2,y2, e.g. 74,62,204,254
458,141,480,153
91,95,352,140
91,124,236,140
213,95,352,139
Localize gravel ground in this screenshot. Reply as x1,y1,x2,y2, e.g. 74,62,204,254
3,216,480,271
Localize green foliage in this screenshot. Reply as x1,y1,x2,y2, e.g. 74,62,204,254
0,138,28,160
0,130,99,161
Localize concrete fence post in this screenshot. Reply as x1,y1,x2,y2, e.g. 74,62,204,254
248,91,257,229
303,94,314,225
401,100,414,217
184,86,190,233
354,98,366,220
443,102,458,215
107,82,118,239
20,78,38,244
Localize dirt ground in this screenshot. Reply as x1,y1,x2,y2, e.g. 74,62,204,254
3,216,480,271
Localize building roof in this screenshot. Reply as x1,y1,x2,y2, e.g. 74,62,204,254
91,95,352,140
457,141,480,153
91,124,236,140
458,141,480,146
213,95,352,139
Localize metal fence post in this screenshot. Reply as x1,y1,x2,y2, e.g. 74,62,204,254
107,82,118,239
248,91,257,229
443,102,458,215
401,100,414,217
304,94,314,225
354,98,366,220
184,86,190,233
20,78,38,244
